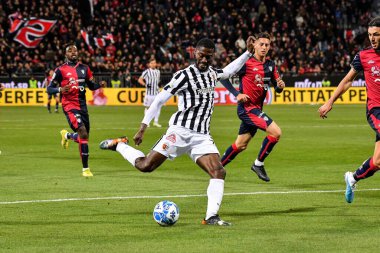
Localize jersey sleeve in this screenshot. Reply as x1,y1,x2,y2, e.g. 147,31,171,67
140,70,147,79
47,68,62,94
86,66,94,80
350,52,363,72
85,65,101,90
163,70,188,95
51,68,63,85
271,64,281,84
237,64,246,78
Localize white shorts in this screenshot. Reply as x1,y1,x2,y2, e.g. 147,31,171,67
144,95,157,107
152,125,220,162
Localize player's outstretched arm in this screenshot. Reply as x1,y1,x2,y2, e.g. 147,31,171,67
318,68,358,119
220,36,255,80
133,90,173,146
219,79,250,103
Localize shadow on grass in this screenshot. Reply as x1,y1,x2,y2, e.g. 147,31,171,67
226,207,317,217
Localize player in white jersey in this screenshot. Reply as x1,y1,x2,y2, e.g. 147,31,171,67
138,58,162,127
100,37,254,226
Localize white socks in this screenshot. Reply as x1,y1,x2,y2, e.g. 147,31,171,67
154,105,162,123
116,142,145,166
206,178,225,220
255,159,264,166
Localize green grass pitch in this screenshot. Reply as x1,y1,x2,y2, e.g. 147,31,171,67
0,104,379,252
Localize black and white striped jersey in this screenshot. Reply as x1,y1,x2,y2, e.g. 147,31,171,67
163,64,225,134
141,68,160,95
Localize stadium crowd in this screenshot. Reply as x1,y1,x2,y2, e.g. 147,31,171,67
0,0,376,80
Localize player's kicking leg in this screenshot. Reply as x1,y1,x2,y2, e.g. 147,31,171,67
100,137,129,151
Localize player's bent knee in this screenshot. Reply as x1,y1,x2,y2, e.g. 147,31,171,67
136,159,156,173
209,166,226,179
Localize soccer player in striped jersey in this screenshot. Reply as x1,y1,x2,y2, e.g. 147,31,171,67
220,32,285,182
100,37,254,226
319,17,380,203
48,44,105,177
138,58,162,127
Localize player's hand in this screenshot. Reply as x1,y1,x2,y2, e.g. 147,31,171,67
133,123,148,146
276,79,285,89
0,83,4,91
133,131,144,146
246,36,256,54
61,85,70,93
318,103,332,119
236,93,250,103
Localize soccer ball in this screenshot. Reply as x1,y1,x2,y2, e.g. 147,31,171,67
153,200,179,226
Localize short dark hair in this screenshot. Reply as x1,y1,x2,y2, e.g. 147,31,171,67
256,32,271,40
65,44,76,51
196,38,215,50
368,17,380,27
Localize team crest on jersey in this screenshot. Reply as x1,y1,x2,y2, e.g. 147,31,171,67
269,66,273,71
254,74,263,86
81,70,85,74
253,67,258,71
166,133,176,143
371,66,380,77
67,72,72,76
162,142,170,151
368,60,375,64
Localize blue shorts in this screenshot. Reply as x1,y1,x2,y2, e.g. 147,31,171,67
64,109,90,133
367,108,380,142
237,108,273,136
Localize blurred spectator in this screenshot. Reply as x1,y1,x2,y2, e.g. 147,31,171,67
28,75,37,88
0,0,376,78
110,72,121,88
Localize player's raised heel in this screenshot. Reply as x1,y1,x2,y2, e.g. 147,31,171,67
60,129,69,149
201,215,231,226
82,168,93,177
99,136,129,151
251,164,270,182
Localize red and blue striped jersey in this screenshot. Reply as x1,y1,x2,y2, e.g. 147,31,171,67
351,48,380,111
238,57,280,111
50,62,94,112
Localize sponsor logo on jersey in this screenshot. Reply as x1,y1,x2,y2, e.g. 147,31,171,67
196,87,214,94
371,66,380,77
166,133,176,143
162,143,169,151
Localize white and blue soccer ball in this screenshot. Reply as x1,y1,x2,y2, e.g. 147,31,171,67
153,200,179,226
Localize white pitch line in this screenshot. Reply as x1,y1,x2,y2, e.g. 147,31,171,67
1,188,380,205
